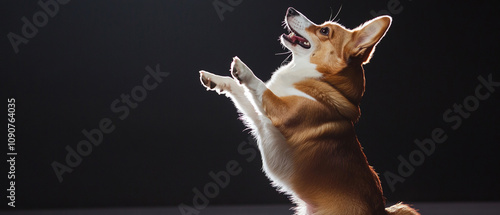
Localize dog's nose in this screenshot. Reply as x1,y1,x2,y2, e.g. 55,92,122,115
287,7,299,17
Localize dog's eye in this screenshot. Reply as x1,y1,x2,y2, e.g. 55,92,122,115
320,27,330,36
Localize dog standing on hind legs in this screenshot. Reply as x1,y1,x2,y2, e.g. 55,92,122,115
199,7,420,215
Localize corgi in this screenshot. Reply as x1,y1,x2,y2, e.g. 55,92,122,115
199,7,419,215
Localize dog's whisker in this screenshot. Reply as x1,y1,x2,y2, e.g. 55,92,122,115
275,51,292,56
330,5,342,22
329,7,333,21
281,53,293,66
329,5,342,22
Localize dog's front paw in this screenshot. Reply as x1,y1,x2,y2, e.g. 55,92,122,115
200,71,217,90
200,70,234,94
231,56,254,85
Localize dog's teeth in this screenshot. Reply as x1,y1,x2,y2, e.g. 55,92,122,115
289,32,295,37
304,42,310,46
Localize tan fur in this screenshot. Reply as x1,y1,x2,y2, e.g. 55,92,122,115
260,16,419,215
199,8,420,215
386,203,421,215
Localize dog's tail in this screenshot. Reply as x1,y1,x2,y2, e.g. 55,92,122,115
385,202,420,215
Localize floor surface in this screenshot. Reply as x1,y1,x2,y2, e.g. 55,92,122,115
3,202,500,215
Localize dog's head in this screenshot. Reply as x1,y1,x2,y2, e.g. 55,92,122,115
281,7,391,105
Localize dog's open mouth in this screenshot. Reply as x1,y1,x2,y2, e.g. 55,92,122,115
282,30,311,49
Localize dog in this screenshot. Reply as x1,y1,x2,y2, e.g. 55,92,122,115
199,7,420,215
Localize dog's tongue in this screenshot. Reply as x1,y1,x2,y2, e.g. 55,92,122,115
289,32,307,43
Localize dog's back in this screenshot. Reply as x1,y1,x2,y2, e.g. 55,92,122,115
200,7,420,215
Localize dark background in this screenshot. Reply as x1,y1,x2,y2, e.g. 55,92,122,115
2,0,499,211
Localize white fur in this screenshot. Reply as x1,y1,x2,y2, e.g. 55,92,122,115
199,8,321,213
267,57,321,101
199,51,321,192
200,8,400,215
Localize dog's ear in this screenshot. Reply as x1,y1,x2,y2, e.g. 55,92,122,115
349,15,392,64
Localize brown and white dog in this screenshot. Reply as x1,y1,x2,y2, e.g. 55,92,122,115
199,7,419,215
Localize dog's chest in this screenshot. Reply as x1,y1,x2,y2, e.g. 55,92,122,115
266,63,322,101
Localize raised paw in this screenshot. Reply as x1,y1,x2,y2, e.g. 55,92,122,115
199,70,235,94
230,56,254,85
200,71,217,89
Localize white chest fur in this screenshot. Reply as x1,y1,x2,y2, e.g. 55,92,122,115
266,58,322,101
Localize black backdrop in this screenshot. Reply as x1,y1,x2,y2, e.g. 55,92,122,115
2,0,500,210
